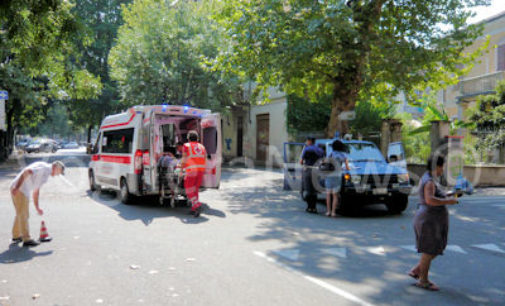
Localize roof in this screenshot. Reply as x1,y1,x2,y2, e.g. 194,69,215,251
476,9,505,25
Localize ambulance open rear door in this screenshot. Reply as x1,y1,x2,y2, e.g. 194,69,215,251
140,109,160,193
201,113,221,188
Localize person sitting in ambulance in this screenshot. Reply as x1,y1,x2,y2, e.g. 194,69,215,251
175,142,184,159
158,146,178,171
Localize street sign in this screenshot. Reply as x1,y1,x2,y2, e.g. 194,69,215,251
0,90,8,100
0,90,6,131
338,110,356,121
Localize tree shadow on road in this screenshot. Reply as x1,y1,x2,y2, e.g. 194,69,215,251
223,181,499,305
0,244,53,264
85,190,225,225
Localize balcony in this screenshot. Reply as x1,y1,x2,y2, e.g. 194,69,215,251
459,71,505,99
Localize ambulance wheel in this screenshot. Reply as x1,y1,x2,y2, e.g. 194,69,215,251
89,170,98,192
120,178,133,204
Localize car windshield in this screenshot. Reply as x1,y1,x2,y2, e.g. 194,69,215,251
347,143,385,163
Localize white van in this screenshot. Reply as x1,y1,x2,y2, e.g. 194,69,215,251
88,105,222,204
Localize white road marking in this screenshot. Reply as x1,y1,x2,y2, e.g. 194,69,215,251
471,244,505,254
273,249,300,261
401,245,467,254
400,245,417,252
446,245,467,254
321,248,347,259
254,251,375,306
361,246,386,256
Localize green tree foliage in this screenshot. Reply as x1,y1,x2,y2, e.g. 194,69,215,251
468,81,505,150
287,95,331,137
214,0,489,136
70,0,132,142
109,0,243,110
349,100,395,138
36,103,72,138
0,0,101,158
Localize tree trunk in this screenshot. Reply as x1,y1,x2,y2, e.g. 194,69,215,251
326,0,386,138
87,124,93,144
326,81,360,138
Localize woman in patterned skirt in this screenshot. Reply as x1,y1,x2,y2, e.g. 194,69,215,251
409,155,458,291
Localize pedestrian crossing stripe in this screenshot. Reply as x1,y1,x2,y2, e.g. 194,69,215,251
471,244,505,254
272,249,300,261
400,245,417,252
361,246,386,256
269,243,504,262
446,245,467,254
401,245,468,254
321,248,347,259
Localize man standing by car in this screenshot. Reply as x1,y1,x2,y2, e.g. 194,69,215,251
181,131,207,217
9,161,65,247
299,137,324,213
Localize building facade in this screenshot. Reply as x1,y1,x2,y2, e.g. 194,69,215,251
442,11,505,119
222,87,289,167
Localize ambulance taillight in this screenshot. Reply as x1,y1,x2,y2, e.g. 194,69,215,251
134,150,143,174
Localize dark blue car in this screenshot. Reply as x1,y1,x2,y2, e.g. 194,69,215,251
283,139,412,214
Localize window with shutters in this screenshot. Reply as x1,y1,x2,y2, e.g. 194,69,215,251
498,44,505,71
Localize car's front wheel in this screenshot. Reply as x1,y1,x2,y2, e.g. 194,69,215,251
386,194,409,214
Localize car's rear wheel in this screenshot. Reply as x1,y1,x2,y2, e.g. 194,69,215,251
119,178,133,204
386,194,409,214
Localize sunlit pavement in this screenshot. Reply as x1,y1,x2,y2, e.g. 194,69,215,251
0,152,504,305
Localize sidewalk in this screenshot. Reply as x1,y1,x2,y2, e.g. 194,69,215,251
471,187,505,197
0,155,21,171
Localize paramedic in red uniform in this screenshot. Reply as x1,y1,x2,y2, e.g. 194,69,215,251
181,131,207,217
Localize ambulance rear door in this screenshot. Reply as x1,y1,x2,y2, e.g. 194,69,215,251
140,109,160,193
201,113,221,188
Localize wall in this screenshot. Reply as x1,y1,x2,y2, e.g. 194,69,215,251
408,163,505,187
222,86,289,167
221,110,246,161
244,99,289,167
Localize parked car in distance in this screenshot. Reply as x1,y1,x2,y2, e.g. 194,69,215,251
63,141,80,149
25,139,58,153
16,139,31,151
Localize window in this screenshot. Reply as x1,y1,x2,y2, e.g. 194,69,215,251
347,143,385,163
102,128,134,154
498,44,505,71
203,127,217,155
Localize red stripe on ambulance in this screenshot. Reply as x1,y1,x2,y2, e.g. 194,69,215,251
100,155,131,164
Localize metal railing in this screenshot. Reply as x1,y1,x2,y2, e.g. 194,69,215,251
459,71,505,97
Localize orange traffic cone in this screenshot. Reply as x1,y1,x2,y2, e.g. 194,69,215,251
39,221,52,242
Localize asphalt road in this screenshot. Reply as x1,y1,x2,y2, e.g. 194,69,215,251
0,150,504,305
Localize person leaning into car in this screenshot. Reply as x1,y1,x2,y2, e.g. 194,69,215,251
299,137,324,213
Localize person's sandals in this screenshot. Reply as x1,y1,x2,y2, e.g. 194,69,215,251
408,271,419,280
414,282,439,291
325,212,331,217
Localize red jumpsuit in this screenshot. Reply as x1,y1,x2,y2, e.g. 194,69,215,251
183,142,207,211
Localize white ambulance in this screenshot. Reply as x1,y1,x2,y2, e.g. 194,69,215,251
88,105,222,204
